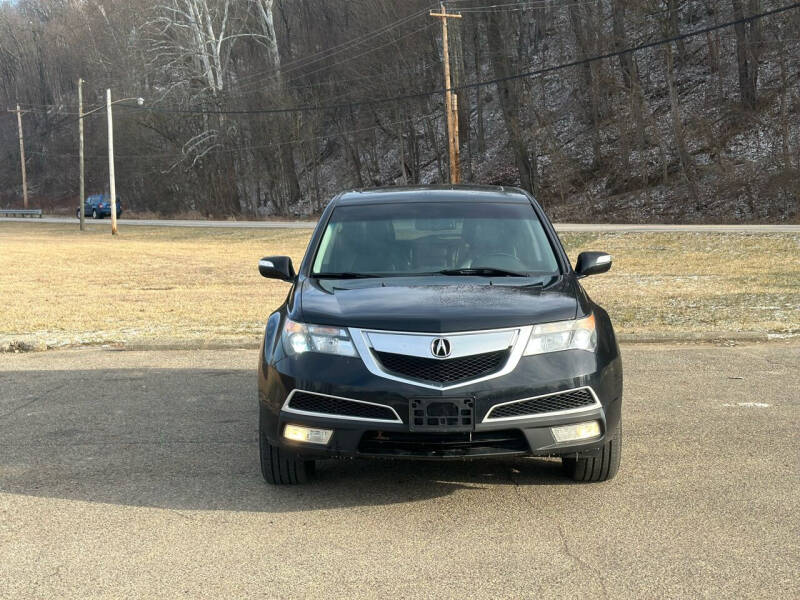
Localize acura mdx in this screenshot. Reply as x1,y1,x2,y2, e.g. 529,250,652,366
257,185,622,484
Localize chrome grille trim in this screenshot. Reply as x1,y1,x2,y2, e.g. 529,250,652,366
482,386,601,422
366,329,518,360
281,389,403,423
349,325,533,390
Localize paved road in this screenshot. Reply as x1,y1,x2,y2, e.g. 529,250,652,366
1,344,798,599
2,215,799,232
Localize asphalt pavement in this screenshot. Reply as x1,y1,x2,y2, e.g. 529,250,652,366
2,215,800,232
0,343,798,599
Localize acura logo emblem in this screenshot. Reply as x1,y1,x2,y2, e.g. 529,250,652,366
431,338,451,358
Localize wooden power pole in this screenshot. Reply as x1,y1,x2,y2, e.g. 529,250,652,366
430,3,462,184
8,104,29,208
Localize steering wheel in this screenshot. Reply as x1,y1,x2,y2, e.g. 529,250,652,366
472,252,527,271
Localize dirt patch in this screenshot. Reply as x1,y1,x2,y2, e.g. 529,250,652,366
0,340,47,353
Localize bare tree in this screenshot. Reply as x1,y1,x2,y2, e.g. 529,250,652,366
731,0,761,110
485,9,536,193
664,42,700,210
0,0,797,223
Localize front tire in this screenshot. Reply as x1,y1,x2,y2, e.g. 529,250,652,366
562,422,621,482
259,429,315,485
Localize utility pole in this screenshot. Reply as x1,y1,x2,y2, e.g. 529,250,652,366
106,88,118,235
79,90,142,235
8,104,29,208
430,3,462,184
78,78,85,231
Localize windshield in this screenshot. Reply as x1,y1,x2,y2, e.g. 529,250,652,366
311,201,560,277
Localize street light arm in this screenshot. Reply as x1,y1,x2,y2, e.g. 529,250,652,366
80,97,144,118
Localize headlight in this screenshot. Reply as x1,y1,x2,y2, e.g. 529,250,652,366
524,314,597,355
282,318,358,357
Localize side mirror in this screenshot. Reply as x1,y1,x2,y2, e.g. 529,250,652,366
259,256,295,282
575,252,612,277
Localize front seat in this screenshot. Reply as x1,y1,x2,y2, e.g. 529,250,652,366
346,221,404,273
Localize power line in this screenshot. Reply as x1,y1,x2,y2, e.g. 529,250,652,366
14,104,104,116
461,1,800,91
230,6,433,90
454,0,600,12
25,109,444,161
229,0,638,99
7,0,687,114
232,22,437,98
116,1,800,116
283,22,438,85
231,21,437,98
227,0,674,104
10,1,797,124
248,6,429,76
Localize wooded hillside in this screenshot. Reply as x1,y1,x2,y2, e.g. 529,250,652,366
1,0,798,222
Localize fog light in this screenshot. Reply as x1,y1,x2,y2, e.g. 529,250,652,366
551,420,601,443
283,424,333,445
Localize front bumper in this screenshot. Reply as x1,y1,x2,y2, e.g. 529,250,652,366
259,346,622,460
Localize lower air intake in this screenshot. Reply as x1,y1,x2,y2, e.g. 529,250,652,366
287,391,398,422
485,388,597,420
358,430,528,457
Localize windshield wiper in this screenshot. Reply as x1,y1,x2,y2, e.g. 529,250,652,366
312,272,381,279
437,267,529,278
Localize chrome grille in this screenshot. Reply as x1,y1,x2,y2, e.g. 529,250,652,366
350,325,532,390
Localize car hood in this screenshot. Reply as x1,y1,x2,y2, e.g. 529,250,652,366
298,276,578,332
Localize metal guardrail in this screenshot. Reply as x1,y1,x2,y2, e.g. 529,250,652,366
0,209,42,218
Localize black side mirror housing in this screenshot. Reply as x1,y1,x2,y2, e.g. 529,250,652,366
259,256,296,282
575,252,612,277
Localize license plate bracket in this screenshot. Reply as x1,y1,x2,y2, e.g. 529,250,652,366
409,397,474,431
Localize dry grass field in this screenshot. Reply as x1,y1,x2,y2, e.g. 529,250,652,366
0,222,797,349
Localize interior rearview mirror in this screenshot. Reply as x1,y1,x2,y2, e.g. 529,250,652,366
259,256,295,282
575,252,612,277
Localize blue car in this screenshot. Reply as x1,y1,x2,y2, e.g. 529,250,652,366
76,194,122,219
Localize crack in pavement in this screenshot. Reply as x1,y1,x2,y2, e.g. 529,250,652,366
557,523,609,600
508,469,609,600
736,348,799,371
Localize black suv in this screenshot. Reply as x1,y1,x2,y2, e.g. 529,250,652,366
258,186,622,484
